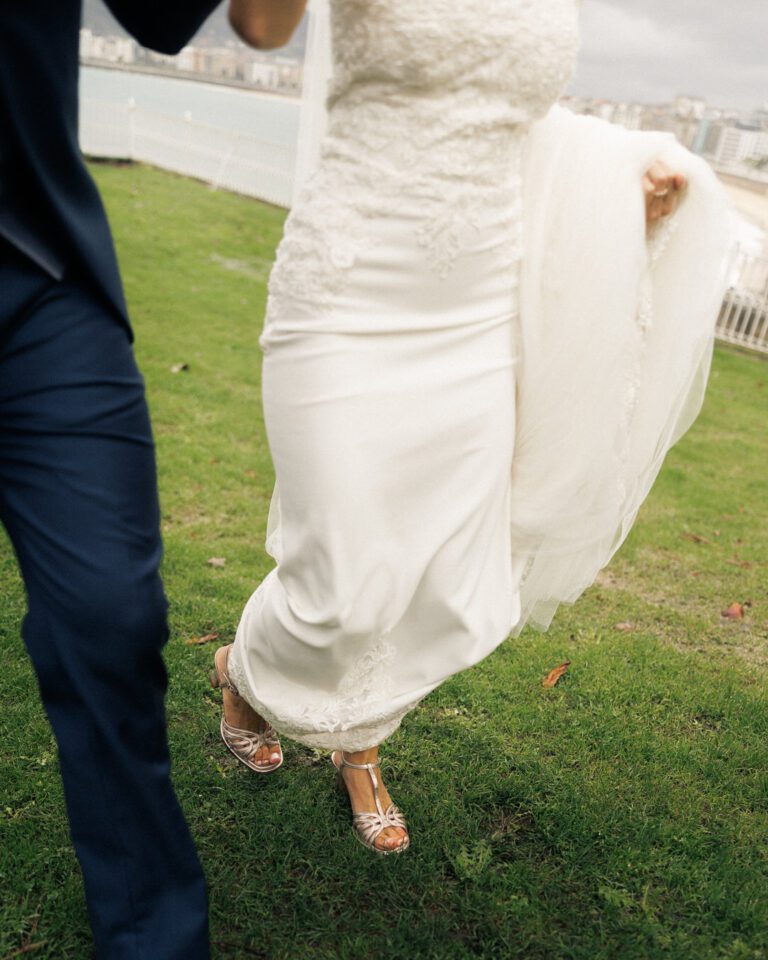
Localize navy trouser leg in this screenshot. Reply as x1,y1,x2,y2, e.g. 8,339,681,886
0,248,209,960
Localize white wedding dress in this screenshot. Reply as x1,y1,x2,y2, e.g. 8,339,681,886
228,0,732,751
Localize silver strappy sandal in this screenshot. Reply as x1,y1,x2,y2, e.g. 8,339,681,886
331,751,410,855
209,645,283,774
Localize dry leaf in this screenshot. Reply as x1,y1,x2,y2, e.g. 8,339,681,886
721,602,745,620
206,557,226,568
681,532,711,545
185,632,219,646
170,362,189,374
542,661,571,688
614,622,635,632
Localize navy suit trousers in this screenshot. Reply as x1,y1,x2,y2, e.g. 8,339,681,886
0,241,209,960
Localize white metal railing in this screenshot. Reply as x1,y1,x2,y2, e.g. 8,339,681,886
80,97,296,207
717,247,768,354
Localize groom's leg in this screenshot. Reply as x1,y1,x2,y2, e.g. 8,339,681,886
0,248,209,960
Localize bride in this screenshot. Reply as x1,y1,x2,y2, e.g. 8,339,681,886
210,0,732,854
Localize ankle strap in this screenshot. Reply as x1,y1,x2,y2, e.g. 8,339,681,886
336,751,386,819
339,752,380,771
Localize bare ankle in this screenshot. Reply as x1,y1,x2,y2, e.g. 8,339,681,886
342,746,379,766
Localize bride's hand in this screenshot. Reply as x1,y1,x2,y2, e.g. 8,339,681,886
643,160,687,226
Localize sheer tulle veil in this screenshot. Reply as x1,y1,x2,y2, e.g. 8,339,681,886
293,0,332,201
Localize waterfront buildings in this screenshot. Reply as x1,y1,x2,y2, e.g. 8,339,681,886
562,95,768,184
79,28,302,96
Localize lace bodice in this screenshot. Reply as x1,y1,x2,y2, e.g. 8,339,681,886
328,0,580,137
266,0,580,321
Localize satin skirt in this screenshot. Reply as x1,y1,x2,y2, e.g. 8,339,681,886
229,200,527,751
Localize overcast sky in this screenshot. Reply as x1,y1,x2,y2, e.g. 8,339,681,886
572,0,767,110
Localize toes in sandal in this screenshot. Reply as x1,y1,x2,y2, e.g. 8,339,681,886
210,645,283,774
332,750,409,855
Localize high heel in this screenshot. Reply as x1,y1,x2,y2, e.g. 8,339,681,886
331,750,409,855
209,644,283,774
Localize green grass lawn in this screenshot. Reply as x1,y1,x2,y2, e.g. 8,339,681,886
1,162,767,960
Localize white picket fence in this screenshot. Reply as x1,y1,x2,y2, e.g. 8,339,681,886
80,98,768,355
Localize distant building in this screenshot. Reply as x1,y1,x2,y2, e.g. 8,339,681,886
752,104,768,129
251,61,281,89
176,46,208,74
80,28,136,64
250,56,301,93
692,118,722,156
673,96,706,121
206,48,239,81
612,102,643,131
639,108,676,135
715,124,768,168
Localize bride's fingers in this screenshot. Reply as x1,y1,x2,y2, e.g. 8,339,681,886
645,160,670,192
662,177,686,218
671,172,688,192
646,189,667,222
644,165,669,222
659,195,676,220
642,174,657,203
643,161,687,223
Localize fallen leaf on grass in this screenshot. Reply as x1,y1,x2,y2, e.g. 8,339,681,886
185,632,220,646
681,532,711,545
170,362,189,374
206,557,226,568
614,622,635,632
721,602,751,620
542,661,571,687
726,557,755,570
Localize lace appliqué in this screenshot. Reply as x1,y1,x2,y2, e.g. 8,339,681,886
266,173,367,313
230,624,419,752
415,138,525,278
415,193,483,279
